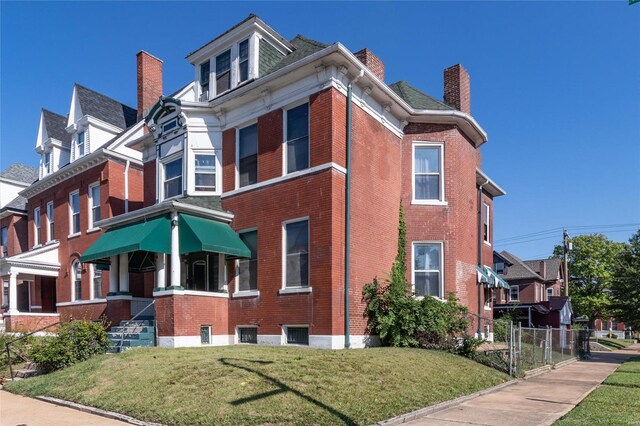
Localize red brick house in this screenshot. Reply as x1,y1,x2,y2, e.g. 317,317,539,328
76,15,506,348
0,56,159,331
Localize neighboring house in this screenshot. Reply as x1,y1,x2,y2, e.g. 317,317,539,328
593,319,630,338
493,250,572,328
78,15,506,348
0,164,38,316
0,55,156,332
8,15,507,347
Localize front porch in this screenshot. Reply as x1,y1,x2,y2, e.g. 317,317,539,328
81,200,250,347
1,243,60,332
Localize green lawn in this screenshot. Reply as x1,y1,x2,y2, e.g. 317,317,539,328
5,346,509,426
555,356,640,426
592,337,636,350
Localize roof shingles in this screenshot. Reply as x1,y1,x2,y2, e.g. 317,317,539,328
42,109,71,144
389,81,453,111
0,164,38,184
75,84,137,129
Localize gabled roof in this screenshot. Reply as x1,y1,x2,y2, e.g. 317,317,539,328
499,251,543,281
0,163,38,184
42,109,71,144
75,84,137,129
261,35,328,76
524,258,562,281
547,296,571,312
388,81,453,111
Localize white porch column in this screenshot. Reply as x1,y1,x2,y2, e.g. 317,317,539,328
109,255,119,294
170,213,180,287
8,272,18,315
119,254,130,293
156,253,166,289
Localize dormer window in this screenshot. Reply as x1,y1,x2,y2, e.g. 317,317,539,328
77,131,86,157
216,50,231,94
239,39,249,83
199,60,210,101
43,151,51,175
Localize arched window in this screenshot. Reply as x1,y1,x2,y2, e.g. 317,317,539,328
72,260,82,301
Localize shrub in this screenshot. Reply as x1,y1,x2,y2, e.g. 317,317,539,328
607,333,618,339
0,332,37,377
30,320,110,372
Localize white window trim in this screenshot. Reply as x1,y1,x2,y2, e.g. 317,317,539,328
214,48,232,98
88,182,100,231
281,217,310,291
200,325,212,345
236,325,258,344
234,227,258,295
46,201,54,242
90,264,103,300
190,149,219,195
282,324,310,346
282,99,310,176
547,287,554,299
33,207,41,247
71,260,82,302
235,121,258,190
411,241,445,300
160,152,184,201
510,285,520,302
483,202,491,245
411,142,446,206
68,190,80,238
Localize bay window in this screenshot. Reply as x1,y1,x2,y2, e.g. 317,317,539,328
194,154,216,192
163,158,183,199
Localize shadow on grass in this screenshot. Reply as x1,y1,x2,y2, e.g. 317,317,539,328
220,358,356,425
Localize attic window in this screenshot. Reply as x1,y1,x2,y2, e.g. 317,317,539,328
199,60,210,101
216,50,231,94
495,262,505,274
239,39,249,83
77,131,86,157
43,152,51,174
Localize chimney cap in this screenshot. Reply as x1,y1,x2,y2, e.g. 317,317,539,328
136,50,164,63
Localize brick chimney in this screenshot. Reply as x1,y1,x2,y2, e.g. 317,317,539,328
136,51,163,121
539,261,547,281
443,64,470,114
354,48,385,82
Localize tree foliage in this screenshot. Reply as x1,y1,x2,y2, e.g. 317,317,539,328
553,234,626,326
610,230,640,330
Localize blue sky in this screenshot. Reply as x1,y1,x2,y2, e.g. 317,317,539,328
1,2,638,259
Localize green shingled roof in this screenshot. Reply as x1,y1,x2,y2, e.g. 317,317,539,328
388,81,453,111
261,35,329,76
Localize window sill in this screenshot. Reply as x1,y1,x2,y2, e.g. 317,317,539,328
233,290,260,298
87,227,101,234
411,200,448,206
45,239,58,245
67,232,81,240
484,306,492,311
279,287,312,295
483,241,492,246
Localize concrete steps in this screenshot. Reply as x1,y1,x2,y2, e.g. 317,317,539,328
107,319,155,353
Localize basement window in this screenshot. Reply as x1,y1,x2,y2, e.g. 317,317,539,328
286,326,309,346
200,325,212,344
238,327,258,344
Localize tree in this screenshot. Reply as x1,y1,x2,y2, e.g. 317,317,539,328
610,230,640,330
553,234,626,328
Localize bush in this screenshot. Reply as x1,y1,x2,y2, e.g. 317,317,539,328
30,320,110,372
0,332,37,377
607,333,618,339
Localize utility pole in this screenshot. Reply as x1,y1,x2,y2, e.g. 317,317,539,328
563,229,571,297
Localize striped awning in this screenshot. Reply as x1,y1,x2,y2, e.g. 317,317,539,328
478,266,510,289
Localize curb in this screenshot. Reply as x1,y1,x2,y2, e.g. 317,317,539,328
35,396,163,426
374,379,518,425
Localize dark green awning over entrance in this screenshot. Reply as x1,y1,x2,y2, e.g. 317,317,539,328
80,215,171,263
80,212,251,264
179,214,250,258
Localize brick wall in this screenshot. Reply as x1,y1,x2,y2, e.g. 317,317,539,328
4,314,60,333
155,294,228,337
1,214,28,257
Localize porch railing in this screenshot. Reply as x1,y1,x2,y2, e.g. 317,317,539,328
118,299,157,349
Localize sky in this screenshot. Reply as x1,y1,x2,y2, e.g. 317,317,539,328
1,1,639,259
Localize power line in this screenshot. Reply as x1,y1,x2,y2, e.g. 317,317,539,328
495,223,639,244
496,228,638,248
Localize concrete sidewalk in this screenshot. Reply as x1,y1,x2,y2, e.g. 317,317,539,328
0,390,127,426
405,346,639,426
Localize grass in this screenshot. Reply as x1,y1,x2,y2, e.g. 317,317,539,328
591,337,636,350
555,356,640,426
5,346,509,425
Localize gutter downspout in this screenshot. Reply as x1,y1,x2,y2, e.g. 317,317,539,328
477,179,489,338
345,68,364,349
124,160,130,213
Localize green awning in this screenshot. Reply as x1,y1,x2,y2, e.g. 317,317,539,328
179,213,250,258
80,215,171,263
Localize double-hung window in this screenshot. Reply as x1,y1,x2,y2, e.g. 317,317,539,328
199,60,210,101
69,191,80,235
46,201,54,241
34,207,41,245
284,219,309,288
239,39,249,83
72,260,82,301
483,203,490,244
159,136,184,200
510,285,519,301
547,287,553,300
77,131,85,157
1,227,8,257
43,152,51,175
413,144,443,202
238,124,258,187
93,265,102,299
216,50,231,95
285,103,309,174
413,242,443,298
238,230,258,292
89,183,101,229
164,158,183,199
194,154,216,192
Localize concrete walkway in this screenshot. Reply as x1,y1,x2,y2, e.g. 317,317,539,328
0,390,126,425
405,345,640,426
